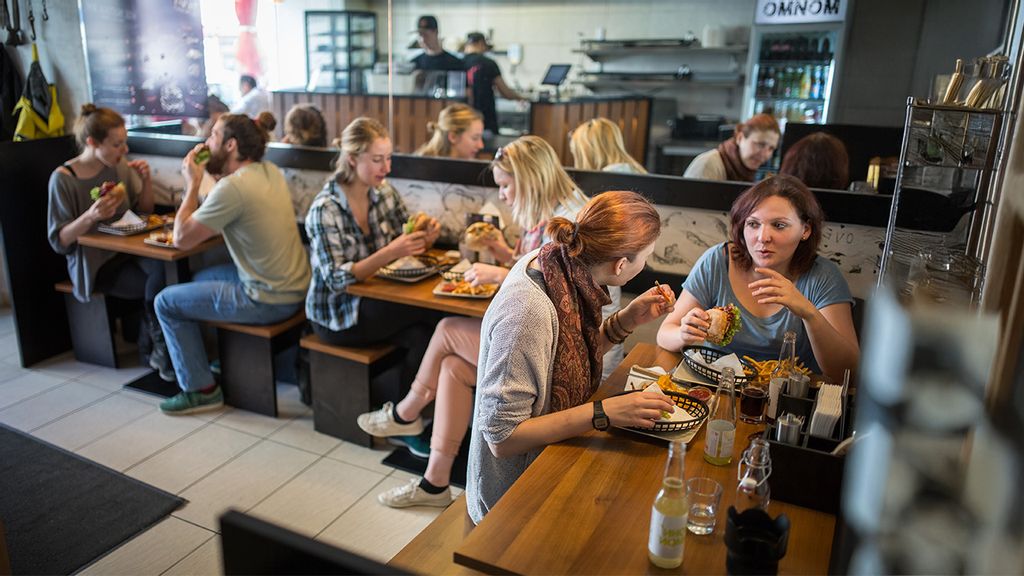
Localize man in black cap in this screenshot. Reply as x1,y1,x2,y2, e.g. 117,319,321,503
411,15,463,71
462,32,525,136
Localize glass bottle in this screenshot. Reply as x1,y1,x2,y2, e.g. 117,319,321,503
771,331,797,385
648,440,687,569
704,367,737,465
736,438,772,511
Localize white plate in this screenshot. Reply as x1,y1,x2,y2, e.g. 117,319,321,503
143,238,176,249
432,281,497,299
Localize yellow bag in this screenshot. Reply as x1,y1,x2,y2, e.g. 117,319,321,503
13,44,64,141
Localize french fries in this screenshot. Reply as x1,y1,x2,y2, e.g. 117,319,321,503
440,280,497,296
742,356,812,383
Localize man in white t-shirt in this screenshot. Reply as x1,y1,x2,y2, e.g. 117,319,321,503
230,75,271,118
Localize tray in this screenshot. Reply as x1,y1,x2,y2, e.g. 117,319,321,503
432,281,497,299
680,346,755,387
375,268,437,283
143,237,176,249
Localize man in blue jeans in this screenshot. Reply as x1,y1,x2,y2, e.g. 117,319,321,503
155,113,311,415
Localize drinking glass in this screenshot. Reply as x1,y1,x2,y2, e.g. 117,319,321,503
739,384,768,424
686,477,723,535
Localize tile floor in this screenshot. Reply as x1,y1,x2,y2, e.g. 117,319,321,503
0,307,459,575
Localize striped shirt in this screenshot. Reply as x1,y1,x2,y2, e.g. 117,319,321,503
304,179,410,332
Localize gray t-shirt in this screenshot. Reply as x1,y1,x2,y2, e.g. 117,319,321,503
192,161,311,304
682,242,853,373
467,251,557,523
47,159,143,302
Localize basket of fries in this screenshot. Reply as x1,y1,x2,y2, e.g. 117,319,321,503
682,346,757,386
741,355,813,386
631,390,709,433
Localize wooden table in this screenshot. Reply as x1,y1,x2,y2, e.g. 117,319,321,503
452,343,836,575
346,275,491,319
77,231,224,284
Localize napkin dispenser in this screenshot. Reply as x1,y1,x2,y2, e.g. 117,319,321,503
762,391,852,514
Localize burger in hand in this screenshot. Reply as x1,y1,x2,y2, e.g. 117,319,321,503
705,303,742,346
403,212,431,234
89,181,125,202
464,221,501,251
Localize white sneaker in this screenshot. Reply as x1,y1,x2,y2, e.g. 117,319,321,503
356,401,424,437
378,479,451,509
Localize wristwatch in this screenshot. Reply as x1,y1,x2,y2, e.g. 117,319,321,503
592,400,610,431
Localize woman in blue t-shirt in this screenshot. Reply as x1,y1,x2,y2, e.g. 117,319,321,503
656,175,859,381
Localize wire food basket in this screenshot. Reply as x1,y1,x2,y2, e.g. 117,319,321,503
377,255,440,279
681,346,756,386
630,390,709,433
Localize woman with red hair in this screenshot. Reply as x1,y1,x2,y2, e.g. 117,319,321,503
466,190,676,523
684,113,781,182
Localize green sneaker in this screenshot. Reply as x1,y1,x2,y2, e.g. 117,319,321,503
159,387,224,415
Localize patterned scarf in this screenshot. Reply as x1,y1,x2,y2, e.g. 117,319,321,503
716,138,757,182
537,242,611,412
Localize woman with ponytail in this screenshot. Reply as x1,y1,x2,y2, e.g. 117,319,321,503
465,191,676,523
415,104,485,159
47,104,169,378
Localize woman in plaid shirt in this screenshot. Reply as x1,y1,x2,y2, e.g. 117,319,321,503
305,117,442,390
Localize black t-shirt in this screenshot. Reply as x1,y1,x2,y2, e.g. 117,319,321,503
464,53,501,133
411,51,464,71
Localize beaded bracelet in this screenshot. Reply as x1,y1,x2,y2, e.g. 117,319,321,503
611,310,633,339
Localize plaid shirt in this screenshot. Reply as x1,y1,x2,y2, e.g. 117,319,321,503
304,179,410,331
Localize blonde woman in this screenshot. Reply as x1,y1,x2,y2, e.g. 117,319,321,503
569,118,647,174
356,136,622,510
305,117,442,388
415,103,485,160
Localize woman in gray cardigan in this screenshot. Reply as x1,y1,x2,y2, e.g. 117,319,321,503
467,191,676,523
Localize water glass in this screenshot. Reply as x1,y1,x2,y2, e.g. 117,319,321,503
686,477,723,535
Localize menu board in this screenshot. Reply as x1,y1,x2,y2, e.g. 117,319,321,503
81,0,208,117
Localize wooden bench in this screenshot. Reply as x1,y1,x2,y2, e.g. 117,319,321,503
55,281,126,368
389,494,478,575
209,311,308,417
299,334,399,447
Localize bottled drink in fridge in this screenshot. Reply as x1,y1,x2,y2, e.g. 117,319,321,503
704,367,737,465
648,440,687,569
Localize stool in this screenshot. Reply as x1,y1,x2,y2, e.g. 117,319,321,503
300,334,399,447
55,281,120,368
209,311,307,417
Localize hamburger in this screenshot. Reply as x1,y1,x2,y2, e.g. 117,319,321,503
706,303,742,346
464,221,501,251
89,181,125,202
403,212,431,234
194,145,211,164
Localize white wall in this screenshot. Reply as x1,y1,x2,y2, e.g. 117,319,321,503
375,0,755,104
4,2,90,136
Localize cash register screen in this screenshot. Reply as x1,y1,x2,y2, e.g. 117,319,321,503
541,64,571,86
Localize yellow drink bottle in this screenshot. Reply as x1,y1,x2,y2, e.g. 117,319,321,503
648,440,688,569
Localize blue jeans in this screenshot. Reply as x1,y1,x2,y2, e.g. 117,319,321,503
155,264,301,392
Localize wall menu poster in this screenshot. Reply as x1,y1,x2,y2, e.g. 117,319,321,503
81,0,208,118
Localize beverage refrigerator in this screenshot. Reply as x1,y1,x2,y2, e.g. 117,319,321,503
743,4,851,128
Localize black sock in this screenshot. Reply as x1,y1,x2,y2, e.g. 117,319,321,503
392,405,413,425
419,478,448,494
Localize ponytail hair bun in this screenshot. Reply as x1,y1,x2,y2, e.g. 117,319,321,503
545,216,584,258
256,111,277,134
73,103,125,149
547,191,661,267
